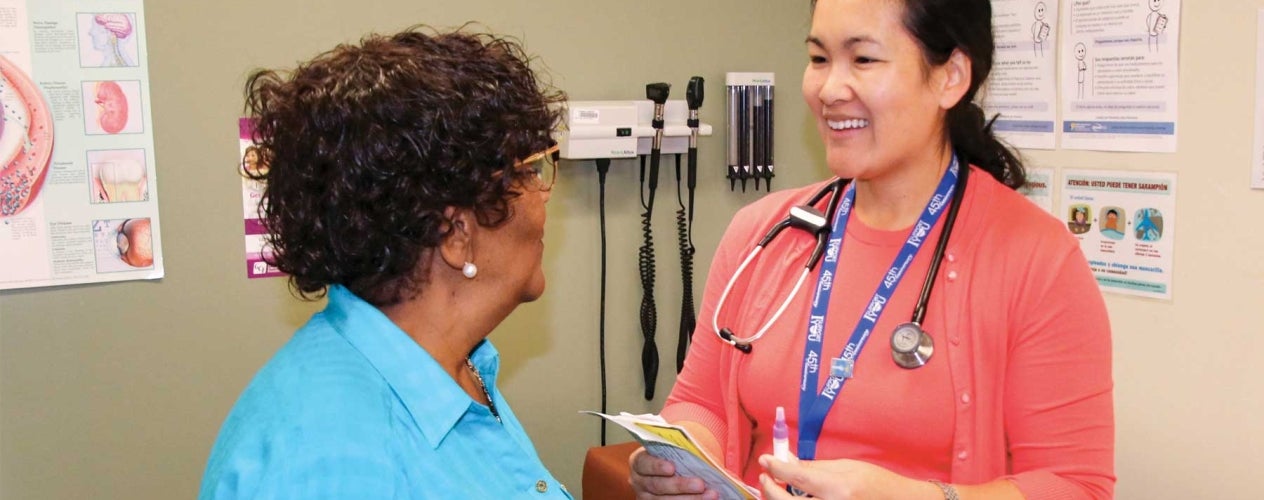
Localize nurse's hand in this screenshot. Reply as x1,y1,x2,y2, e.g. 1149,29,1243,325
757,454,941,500
628,447,719,499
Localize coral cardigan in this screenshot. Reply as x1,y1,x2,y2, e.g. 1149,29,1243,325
662,167,1114,499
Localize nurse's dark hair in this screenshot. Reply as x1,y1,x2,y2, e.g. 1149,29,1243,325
244,25,564,306
809,0,1026,189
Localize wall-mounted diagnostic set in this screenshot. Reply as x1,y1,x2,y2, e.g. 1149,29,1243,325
558,80,714,443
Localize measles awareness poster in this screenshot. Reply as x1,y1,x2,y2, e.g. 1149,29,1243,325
1061,169,1176,300
1,0,161,290
1060,0,1181,152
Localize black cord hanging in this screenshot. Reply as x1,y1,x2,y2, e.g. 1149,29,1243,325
677,77,703,372
638,154,659,401
674,154,696,373
596,158,611,445
639,83,670,400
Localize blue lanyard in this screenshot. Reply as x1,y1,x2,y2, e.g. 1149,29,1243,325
796,156,960,460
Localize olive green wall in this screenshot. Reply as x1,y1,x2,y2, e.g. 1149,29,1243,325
0,1,824,498
2,1,1263,499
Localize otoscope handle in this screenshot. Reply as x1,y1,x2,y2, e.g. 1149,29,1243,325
687,149,697,191
648,151,661,191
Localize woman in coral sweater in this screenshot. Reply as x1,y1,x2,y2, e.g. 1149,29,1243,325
629,1,1114,499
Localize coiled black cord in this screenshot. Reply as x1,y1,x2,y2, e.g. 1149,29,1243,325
639,154,659,401
674,154,696,373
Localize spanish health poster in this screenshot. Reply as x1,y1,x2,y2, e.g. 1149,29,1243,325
0,0,160,290
983,0,1059,150
1019,166,1056,214
238,118,281,279
1061,169,1176,300
1060,0,1180,152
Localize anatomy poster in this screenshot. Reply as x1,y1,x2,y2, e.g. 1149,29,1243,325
0,0,160,290
1060,0,1181,152
238,118,281,279
1061,169,1176,300
983,0,1059,150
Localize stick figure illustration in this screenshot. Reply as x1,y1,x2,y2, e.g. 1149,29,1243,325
1147,0,1168,52
1075,42,1088,98
1032,2,1050,57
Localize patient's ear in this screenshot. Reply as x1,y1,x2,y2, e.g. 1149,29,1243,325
438,206,475,272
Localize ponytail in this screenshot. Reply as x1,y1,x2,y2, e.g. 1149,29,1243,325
946,102,1026,190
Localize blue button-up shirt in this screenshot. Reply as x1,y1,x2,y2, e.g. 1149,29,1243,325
200,286,571,499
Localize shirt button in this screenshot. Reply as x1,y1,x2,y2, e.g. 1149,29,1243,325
961,392,971,405
946,270,959,281
536,480,548,493
950,336,961,346
957,450,970,461
946,253,957,263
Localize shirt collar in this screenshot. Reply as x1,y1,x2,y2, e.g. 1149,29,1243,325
322,285,501,449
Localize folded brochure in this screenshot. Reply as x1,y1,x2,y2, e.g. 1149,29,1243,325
583,411,760,500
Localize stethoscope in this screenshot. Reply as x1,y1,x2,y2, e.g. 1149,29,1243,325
710,163,968,369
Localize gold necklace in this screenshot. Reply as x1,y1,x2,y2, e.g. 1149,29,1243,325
465,358,501,423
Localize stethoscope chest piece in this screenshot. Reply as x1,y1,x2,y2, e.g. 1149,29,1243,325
890,322,933,369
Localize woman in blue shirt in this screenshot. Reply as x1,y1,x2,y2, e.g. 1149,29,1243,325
200,26,570,499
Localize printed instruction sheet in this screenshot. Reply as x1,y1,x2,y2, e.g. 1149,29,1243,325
984,0,1060,150
1060,0,1180,152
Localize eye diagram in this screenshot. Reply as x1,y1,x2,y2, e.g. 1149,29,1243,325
80,13,139,68
83,80,143,135
0,54,55,218
93,217,154,271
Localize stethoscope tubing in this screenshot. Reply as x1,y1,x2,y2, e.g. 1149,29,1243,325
712,164,968,353
712,179,842,350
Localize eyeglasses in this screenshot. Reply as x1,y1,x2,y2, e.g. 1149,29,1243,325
512,144,560,190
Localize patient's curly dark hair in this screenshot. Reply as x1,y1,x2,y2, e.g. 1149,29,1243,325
244,26,565,306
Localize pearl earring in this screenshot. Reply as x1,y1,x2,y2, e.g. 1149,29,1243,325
462,261,478,279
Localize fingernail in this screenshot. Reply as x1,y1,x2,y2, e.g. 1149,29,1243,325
758,454,770,467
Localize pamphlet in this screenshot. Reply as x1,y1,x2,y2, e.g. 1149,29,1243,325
584,412,759,499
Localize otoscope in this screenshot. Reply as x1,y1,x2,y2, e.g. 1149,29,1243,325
640,82,670,400
685,77,703,227
675,76,703,373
